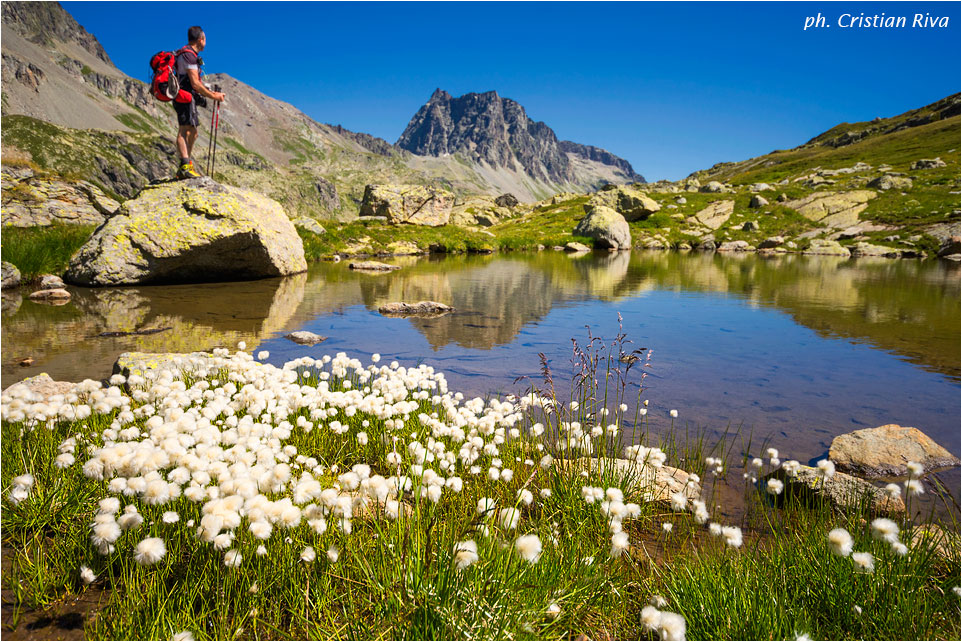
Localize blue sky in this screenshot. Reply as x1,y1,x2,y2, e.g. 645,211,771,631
63,1,960,181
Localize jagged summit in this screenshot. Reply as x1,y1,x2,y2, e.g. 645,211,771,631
396,89,644,186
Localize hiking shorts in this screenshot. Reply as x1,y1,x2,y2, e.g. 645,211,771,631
173,98,199,127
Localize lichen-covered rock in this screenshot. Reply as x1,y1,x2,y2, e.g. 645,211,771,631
829,424,960,478
911,158,946,170
1,165,119,227
587,185,660,221
573,205,631,250
765,465,904,515
694,200,734,230
359,184,453,226
1,261,21,289
378,301,454,317
450,196,512,227
784,190,877,229
802,239,851,256
699,181,728,193
293,217,326,235
65,177,306,286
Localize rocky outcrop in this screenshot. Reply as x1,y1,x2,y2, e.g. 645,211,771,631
937,236,960,259
784,190,877,229
1,165,119,226
359,184,453,226
494,193,519,208
573,205,631,250
829,425,960,478
765,465,904,515
65,177,306,285
450,196,513,227
588,185,660,221
717,240,752,252
2,262,21,289
849,242,901,258
699,181,729,194
293,217,326,235
558,141,646,182
2,2,112,64
694,200,734,230
911,158,946,170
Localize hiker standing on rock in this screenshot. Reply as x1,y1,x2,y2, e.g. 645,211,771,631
174,26,225,179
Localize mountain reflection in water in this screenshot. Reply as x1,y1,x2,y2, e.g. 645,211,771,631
2,250,958,465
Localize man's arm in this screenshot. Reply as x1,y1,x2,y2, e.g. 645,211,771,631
187,69,225,102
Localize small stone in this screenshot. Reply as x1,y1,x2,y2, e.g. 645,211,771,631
348,261,400,272
1,261,21,290
29,288,71,302
564,242,591,253
742,220,760,231
39,274,65,290
285,331,327,346
749,195,769,208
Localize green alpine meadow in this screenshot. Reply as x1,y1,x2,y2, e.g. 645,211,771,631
1,1,959,641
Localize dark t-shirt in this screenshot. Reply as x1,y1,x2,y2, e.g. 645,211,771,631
175,47,199,95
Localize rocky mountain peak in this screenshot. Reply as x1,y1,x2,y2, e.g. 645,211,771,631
1,2,112,65
396,89,644,186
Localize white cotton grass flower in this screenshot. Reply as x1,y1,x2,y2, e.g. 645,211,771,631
453,540,479,570
256,545,267,557
546,602,562,618
904,479,924,496
816,459,835,480
477,497,497,515
327,546,339,563
827,528,854,557
134,537,167,565
162,511,180,524
80,566,97,584
499,508,521,530
766,448,779,459
891,541,908,556
870,518,900,543
662,522,673,534
751,458,763,470
517,489,534,506
906,461,924,479
171,632,195,641
708,522,722,537
851,551,875,573
515,534,542,563
657,611,687,641
224,549,243,568
610,531,629,558
236,341,246,350
669,409,678,418
884,483,902,500
766,479,784,496
721,526,743,548
669,490,687,512
640,605,661,632
300,547,316,563
650,595,668,608
795,633,811,642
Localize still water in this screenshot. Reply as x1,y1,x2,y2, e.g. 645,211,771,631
2,250,959,468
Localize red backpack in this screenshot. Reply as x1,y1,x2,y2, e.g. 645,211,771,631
149,47,193,103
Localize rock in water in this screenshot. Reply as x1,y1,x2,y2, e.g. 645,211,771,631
802,239,850,256
285,331,327,345
829,425,960,478
39,274,65,290
64,178,306,286
573,205,631,250
348,261,401,272
358,184,453,226
765,466,904,515
378,301,455,317
564,242,591,253
28,288,71,303
1,261,21,289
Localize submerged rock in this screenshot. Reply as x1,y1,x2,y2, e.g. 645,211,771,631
829,425,960,478
573,205,631,250
378,301,455,317
1,261,21,289
28,288,71,303
765,465,904,515
65,177,306,286
285,331,327,345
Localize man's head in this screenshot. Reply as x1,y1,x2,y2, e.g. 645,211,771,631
187,26,206,51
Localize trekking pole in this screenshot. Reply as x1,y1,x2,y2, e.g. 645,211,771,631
210,84,222,179
206,97,217,176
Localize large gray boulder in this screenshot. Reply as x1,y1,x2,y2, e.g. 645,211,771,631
587,185,660,221
359,184,453,226
829,425,960,478
573,205,631,250
65,178,306,286
694,200,734,230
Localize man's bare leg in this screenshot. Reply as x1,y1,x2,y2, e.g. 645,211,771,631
176,126,191,160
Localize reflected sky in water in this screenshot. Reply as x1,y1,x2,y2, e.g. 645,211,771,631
3,250,959,466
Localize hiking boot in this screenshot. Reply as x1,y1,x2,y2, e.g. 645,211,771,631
175,161,202,179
